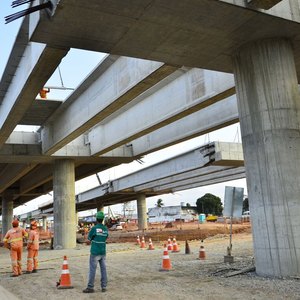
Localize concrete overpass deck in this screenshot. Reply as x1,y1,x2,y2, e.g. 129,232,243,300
30,0,300,79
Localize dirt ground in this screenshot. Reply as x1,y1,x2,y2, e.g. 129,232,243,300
0,223,299,300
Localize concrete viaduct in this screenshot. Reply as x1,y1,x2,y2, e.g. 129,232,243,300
0,0,299,277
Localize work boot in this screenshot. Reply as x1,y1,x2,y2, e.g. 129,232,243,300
32,269,38,273
102,288,107,293
82,288,94,293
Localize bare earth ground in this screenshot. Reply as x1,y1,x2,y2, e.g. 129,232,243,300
0,223,299,300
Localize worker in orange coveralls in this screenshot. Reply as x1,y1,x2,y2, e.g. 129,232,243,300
3,219,28,277
26,220,40,274
39,87,50,99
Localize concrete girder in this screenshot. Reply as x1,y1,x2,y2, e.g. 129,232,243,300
19,165,53,195
110,142,243,192
0,131,134,163
5,131,39,144
88,69,235,156
0,25,69,147
171,173,246,192
133,165,236,192
0,163,37,194
30,1,300,79
211,141,244,166
247,0,283,10
110,149,211,193
131,95,239,156
151,166,246,192
41,55,178,155
76,183,110,204
53,135,134,158
0,144,133,164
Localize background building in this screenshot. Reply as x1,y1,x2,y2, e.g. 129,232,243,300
148,203,198,223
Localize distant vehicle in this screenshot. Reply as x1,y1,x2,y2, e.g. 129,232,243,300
206,215,218,222
109,224,123,231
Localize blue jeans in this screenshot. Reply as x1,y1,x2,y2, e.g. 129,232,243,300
87,254,107,289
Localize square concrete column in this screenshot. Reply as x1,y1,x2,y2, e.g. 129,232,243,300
137,194,148,230
42,216,47,232
53,159,76,249
233,38,300,277
1,191,14,239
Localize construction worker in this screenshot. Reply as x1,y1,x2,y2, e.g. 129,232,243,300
39,87,50,99
26,220,39,274
3,219,28,277
83,211,109,293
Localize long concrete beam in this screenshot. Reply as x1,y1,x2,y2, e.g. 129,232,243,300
75,142,243,204
0,131,134,163
110,141,244,192
133,165,238,192
131,95,239,156
0,164,37,194
88,69,235,155
151,166,246,192
171,173,246,192
41,55,178,155
0,16,69,147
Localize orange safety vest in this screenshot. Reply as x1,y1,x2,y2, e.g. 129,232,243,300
3,227,28,249
27,230,39,250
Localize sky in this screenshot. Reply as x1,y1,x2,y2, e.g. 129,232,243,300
0,3,247,217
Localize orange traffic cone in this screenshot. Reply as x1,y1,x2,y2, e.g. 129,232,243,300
198,245,206,260
140,236,146,248
167,238,173,251
160,244,172,271
148,238,155,250
172,237,180,252
136,235,141,245
57,256,73,289
185,240,191,254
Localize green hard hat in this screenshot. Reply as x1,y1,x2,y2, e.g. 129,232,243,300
96,211,105,219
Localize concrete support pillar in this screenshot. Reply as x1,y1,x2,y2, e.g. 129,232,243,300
53,159,76,249
1,192,14,238
75,211,79,227
137,194,147,230
233,38,300,277
42,216,47,231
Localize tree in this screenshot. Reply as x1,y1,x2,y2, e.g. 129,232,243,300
196,193,223,215
156,198,164,208
186,203,191,208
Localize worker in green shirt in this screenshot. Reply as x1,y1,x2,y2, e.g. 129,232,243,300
83,211,109,293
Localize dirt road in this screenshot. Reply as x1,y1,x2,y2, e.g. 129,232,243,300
0,228,299,300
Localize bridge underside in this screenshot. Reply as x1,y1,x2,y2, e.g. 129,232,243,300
30,0,300,79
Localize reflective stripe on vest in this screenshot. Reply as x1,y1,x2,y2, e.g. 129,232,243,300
9,237,23,243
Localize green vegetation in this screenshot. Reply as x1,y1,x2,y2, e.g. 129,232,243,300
155,198,164,208
196,193,223,216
